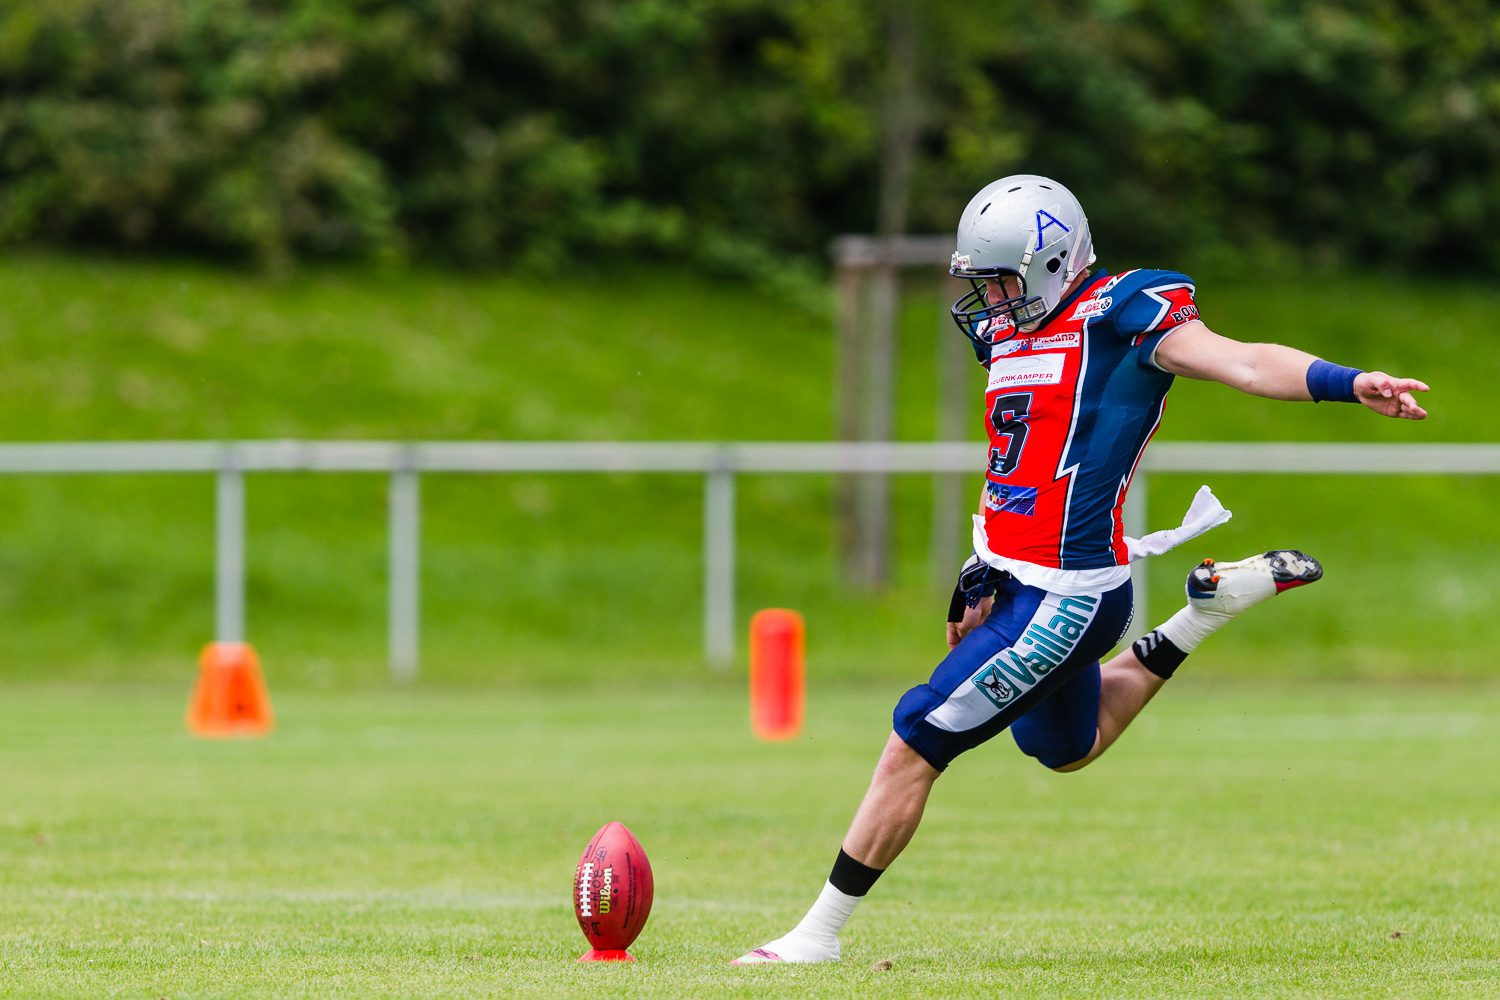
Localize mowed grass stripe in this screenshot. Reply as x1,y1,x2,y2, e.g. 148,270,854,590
0,681,1495,997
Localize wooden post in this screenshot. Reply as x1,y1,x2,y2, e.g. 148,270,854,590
829,235,952,589
854,260,899,587
833,260,865,581
844,0,920,590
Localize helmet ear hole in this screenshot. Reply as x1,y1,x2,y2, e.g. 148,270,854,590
1046,257,1062,274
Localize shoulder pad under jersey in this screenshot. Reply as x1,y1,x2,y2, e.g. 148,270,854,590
1084,269,1197,338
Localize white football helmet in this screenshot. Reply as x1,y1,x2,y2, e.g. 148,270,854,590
949,174,1096,350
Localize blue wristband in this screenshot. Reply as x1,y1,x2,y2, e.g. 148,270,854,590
1306,360,1362,403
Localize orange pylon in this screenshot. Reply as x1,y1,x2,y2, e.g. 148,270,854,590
186,642,274,738
749,609,805,741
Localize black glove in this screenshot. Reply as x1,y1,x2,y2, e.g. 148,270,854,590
947,552,1006,623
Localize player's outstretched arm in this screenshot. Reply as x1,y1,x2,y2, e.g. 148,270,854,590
1154,321,1429,420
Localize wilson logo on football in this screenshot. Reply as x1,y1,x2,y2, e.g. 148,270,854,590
599,866,613,915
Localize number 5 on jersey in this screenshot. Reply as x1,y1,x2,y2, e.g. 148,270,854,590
987,392,1032,477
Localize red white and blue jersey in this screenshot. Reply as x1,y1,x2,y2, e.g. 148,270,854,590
975,268,1199,573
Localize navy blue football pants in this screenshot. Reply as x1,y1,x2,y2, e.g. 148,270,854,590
894,576,1134,772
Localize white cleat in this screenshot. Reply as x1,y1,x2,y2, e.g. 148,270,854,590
1151,549,1322,658
731,932,841,966
1185,549,1323,619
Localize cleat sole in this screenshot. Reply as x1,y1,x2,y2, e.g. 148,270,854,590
1265,549,1323,592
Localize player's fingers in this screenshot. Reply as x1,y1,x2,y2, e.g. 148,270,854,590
1398,392,1427,418
949,594,995,647
1386,377,1428,395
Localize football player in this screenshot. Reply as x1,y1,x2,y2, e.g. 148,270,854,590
734,174,1429,965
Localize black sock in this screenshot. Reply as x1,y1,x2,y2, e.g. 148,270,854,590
1132,629,1188,679
828,848,883,898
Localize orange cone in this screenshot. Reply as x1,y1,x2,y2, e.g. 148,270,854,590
749,609,805,741
186,642,274,738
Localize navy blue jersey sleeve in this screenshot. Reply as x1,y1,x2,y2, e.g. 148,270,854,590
1103,270,1199,371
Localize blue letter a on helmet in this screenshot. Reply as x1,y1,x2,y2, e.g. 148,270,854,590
1035,210,1070,251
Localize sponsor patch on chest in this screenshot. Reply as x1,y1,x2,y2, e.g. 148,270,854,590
986,352,1067,391
991,330,1080,359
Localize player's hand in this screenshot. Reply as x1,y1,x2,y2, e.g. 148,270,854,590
947,595,992,650
1354,372,1429,420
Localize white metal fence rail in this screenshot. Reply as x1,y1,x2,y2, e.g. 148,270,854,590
0,440,1494,675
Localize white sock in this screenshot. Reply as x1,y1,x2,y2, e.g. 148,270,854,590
759,881,861,960
792,880,862,943
1156,602,1225,653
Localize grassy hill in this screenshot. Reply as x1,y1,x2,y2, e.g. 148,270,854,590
0,254,1493,685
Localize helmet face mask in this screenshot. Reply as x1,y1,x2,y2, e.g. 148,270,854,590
949,174,1095,355
949,266,1045,352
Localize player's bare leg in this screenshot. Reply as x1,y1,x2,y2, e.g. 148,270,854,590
1056,548,1324,772
732,734,936,965
840,732,939,868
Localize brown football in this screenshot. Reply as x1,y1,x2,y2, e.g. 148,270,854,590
572,821,654,952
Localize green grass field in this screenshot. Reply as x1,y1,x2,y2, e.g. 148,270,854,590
1,679,1497,998
0,254,1495,994
0,254,1494,684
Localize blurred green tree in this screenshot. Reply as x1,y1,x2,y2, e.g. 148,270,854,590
0,0,1495,273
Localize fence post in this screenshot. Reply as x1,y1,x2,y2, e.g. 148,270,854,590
1124,473,1148,641
215,461,246,644
704,458,736,667
388,464,420,681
